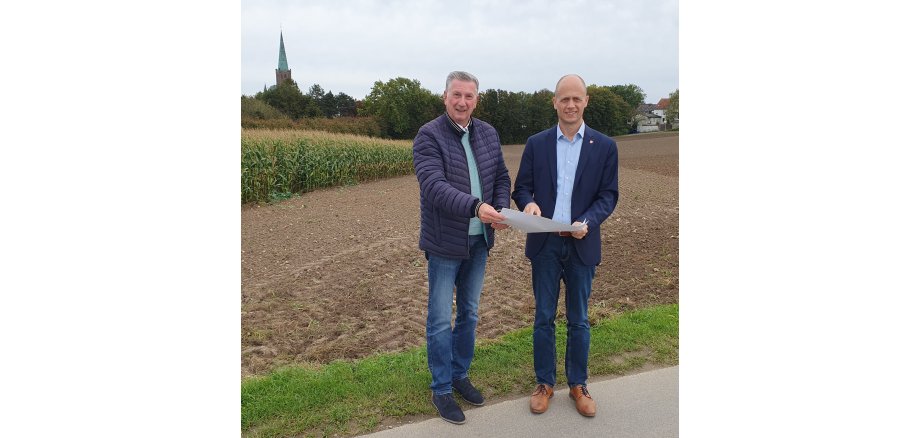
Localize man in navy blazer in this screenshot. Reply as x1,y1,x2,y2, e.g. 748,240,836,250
511,74,619,418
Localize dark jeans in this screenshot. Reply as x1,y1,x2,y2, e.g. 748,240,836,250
531,234,596,387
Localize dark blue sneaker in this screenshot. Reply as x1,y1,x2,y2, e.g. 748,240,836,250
432,393,466,424
452,377,485,406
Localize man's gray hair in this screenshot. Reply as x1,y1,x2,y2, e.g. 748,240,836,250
445,71,479,93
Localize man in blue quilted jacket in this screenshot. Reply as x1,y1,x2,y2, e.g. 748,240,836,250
412,71,511,425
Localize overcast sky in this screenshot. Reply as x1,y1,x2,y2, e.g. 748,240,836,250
242,0,678,103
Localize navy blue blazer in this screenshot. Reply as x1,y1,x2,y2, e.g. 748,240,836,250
511,125,619,266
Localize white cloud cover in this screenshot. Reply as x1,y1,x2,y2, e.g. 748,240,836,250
242,0,678,102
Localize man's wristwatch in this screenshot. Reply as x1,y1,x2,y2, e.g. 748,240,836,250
474,201,484,218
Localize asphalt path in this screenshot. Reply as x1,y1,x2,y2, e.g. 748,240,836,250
359,366,678,438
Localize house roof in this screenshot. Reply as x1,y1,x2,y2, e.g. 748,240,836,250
637,103,657,113
634,112,663,124
636,112,662,120
657,98,670,109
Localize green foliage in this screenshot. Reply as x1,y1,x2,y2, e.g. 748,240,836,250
240,116,294,130
473,89,501,131
359,77,442,139
295,117,383,137
248,78,654,142
527,89,558,136
475,84,642,143
584,85,633,137
240,116,384,137
307,83,325,101
241,129,413,204
666,89,679,126
254,82,321,119
306,84,348,118
474,88,556,144
334,92,357,117
319,91,335,118
241,96,288,121
609,83,647,109
268,191,294,203
241,304,678,437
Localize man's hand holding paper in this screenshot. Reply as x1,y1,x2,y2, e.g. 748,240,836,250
477,203,509,230
497,208,588,234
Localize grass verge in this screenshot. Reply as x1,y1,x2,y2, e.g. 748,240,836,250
241,303,678,437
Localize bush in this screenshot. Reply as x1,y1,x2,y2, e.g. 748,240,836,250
241,113,384,138
241,96,289,121
294,117,384,138
241,116,295,130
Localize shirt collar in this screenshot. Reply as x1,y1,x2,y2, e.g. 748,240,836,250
556,122,586,141
446,113,472,134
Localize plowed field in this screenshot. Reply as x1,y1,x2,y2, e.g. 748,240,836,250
241,132,678,377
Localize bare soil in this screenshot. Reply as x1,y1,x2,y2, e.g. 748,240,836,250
241,132,678,378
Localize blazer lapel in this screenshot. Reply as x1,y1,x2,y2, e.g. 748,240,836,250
545,128,558,199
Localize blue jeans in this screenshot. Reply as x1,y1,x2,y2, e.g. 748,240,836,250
425,236,489,395
531,234,596,387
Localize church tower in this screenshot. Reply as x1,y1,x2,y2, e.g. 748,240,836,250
275,31,292,86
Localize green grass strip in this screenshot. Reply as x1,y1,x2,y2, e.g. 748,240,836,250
242,303,678,437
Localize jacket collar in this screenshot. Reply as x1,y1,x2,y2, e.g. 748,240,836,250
444,113,475,138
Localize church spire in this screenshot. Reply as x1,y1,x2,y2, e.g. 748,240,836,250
275,30,292,86
277,31,289,72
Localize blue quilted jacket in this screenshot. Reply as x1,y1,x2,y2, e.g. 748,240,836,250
413,114,511,259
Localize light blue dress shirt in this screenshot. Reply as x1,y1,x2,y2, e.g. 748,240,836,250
450,116,487,240
551,123,586,224
461,130,486,238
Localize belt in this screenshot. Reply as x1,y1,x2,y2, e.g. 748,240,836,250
557,232,573,237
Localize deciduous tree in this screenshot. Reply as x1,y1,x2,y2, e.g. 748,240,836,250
584,85,632,137
320,91,337,118
255,81,320,119
609,84,647,109
335,93,357,117
665,89,679,127
359,77,442,139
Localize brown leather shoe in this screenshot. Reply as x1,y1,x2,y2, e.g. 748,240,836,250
529,384,554,414
569,385,596,417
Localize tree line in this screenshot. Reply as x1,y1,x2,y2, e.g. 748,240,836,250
243,78,676,143
248,81,358,119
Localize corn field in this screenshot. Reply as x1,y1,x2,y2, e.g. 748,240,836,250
241,129,414,204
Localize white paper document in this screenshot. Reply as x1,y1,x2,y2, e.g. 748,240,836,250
498,208,587,233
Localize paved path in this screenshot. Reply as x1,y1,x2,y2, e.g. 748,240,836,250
359,366,678,438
